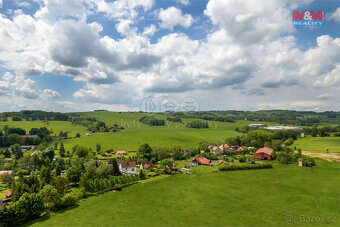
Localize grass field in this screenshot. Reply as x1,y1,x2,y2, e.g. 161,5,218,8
59,112,278,152
28,160,340,227
293,136,340,152
0,120,88,138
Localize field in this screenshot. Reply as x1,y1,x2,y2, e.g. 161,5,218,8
58,112,277,152
27,160,340,226
293,136,340,152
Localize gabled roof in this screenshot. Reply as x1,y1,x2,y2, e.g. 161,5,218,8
220,144,230,149
141,161,152,167
5,190,12,198
120,161,136,168
255,147,274,155
195,157,211,165
143,164,151,169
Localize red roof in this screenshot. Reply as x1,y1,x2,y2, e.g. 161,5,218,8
120,161,136,168
19,135,38,138
195,157,210,165
141,161,152,168
144,164,151,169
255,147,274,155
116,151,128,155
5,190,12,198
220,144,229,149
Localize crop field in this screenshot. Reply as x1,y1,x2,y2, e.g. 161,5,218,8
28,160,340,226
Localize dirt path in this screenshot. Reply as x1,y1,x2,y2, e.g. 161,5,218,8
302,151,340,162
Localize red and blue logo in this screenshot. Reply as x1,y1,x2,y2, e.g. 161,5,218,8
292,11,324,26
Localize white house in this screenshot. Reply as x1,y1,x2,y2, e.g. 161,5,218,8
119,161,137,174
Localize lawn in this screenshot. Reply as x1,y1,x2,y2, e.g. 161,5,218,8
293,136,340,152
28,160,340,226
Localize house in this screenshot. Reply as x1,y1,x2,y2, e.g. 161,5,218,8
86,133,92,136
193,157,211,165
0,170,14,177
116,151,128,156
119,161,137,173
19,135,38,139
229,145,240,151
248,124,263,128
219,144,230,152
209,146,220,154
254,147,274,160
238,146,247,151
5,190,12,199
140,161,152,170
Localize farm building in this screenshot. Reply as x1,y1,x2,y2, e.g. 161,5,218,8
254,147,274,160
141,161,152,170
193,157,211,165
219,144,230,152
116,151,128,156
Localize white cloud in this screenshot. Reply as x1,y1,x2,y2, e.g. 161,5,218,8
205,0,294,44
43,89,62,99
0,0,3,8
13,77,41,99
159,7,194,30
87,0,154,20
14,0,31,7
173,0,190,5
143,24,157,37
328,7,340,23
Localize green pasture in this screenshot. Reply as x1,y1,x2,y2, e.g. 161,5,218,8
293,136,340,152
28,160,340,226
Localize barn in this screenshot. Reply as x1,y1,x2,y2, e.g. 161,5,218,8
254,147,274,160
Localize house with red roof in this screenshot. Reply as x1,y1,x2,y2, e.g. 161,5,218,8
193,157,211,165
141,161,152,170
119,161,137,175
254,147,274,160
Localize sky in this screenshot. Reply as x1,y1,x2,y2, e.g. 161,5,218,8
0,0,340,112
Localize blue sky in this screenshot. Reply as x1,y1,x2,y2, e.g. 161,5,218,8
0,0,340,112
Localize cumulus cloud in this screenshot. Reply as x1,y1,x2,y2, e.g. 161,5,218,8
143,24,157,37
14,77,40,99
205,0,294,44
43,89,62,99
328,7,340,23
159,7,194,30
88,0,154,20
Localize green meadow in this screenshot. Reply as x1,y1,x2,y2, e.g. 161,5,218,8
293,136,340,152
58,112,281,151
28,160,340,227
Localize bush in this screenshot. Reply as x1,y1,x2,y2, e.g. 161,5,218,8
251,160,255,164
60,192,78,208
218,163,273,171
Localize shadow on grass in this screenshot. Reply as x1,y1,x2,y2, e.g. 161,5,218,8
23,204,80,226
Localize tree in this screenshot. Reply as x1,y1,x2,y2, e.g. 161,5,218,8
54,142,58,150
39,185,60,211
40,165,52,185
59,143,65,157
14,193,44,223
138,143,152,160
67,167,81,185
52,176,68,196
76,133,81,137
42,148,55,161
108,158,121,176
0,172,14,184
139,170,146,180
96,143,101,153
12,181,31,202
160,159,173,170
11,144,23,160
